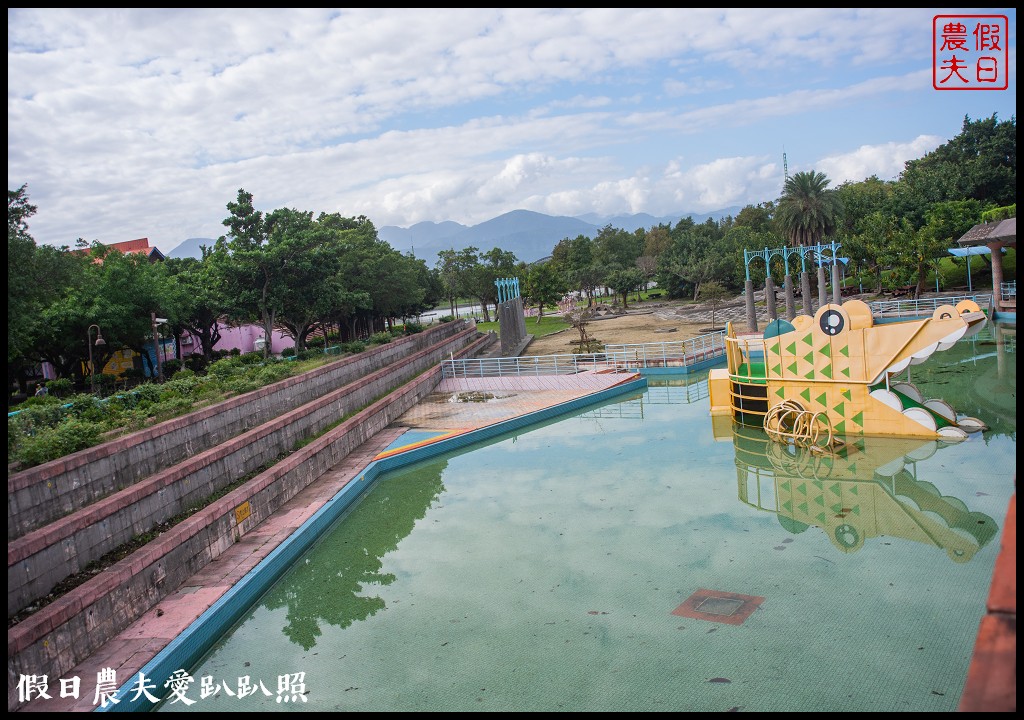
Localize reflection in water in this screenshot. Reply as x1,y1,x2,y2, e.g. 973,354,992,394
259,459,446,649
730,425,998,562
579,375,710,419
908,322,1016,439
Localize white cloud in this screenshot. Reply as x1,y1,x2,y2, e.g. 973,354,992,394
816,135,945,184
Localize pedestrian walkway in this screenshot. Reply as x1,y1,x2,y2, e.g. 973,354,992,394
19,428,406,712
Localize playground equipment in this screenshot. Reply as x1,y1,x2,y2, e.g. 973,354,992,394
709,299,989,441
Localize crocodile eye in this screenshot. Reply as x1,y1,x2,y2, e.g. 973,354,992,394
820,308,845,336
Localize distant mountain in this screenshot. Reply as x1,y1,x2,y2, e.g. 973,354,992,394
576,208,741,232
380,207,742,263
167,237,216,260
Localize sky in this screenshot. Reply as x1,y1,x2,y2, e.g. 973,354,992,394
8,8,1017,254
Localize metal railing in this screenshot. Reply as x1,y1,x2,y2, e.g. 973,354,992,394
442,352,625,378
869,294,994,319
441,330,728,379
604,331,726,369
1001,281,1016,303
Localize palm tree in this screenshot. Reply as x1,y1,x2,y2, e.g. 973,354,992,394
776,171,842,247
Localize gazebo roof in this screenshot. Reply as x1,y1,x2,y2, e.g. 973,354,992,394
957,218,1016,247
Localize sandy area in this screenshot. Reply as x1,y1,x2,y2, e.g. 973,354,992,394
522,307,715,356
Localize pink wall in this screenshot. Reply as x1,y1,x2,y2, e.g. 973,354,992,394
180,324,295,356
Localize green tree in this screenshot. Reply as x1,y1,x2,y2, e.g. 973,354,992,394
896,114,1016,225
523,261,566,322
164,256,227,362
775,170,842,248
700,280,730,330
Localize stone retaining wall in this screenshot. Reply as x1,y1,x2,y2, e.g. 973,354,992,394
7,325,481,618
7,321,468,541
6,333,495,710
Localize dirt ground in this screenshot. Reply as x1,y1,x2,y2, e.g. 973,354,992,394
522,308,713,356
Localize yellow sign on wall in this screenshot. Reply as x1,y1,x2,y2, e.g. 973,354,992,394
234,501,252,524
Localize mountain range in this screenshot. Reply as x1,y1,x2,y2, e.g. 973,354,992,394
166,207,741,263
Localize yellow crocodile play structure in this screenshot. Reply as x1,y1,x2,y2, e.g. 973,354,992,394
709,299,989,442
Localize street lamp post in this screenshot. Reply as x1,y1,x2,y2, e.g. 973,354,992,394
87,324,106,395
151,312,169,382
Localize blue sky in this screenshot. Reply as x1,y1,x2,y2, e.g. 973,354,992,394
8,8,1017,253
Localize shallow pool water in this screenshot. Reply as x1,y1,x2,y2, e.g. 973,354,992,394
162,325,1015,712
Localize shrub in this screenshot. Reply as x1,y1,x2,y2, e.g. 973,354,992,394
402,322,424,335
281,347,296,358
14,418,103,467
439,315,454,323
162,359,183,377
368,331,392,346
239,351,266,366
208,356,243,379
341,341,366,354
182,355,207,374
132,382,164,406
47,378,74,398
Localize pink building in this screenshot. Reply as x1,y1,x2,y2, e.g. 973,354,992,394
179,324,295,357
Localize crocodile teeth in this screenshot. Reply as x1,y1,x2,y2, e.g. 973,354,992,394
886,356,912,375
937,426,969,441
909,341,939,365
923,399,956,423
903,407,937,431
957,417,988,433
870,389,903,412
936,325,968,351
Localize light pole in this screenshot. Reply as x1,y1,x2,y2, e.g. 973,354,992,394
151,312,169,382
87,324,106,395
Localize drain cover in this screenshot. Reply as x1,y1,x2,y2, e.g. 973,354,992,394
672,589,764,625
695,596,744,616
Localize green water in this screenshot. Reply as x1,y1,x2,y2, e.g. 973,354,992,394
163,325,1015,712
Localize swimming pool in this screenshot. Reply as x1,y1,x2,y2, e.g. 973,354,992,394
158,325,1015,712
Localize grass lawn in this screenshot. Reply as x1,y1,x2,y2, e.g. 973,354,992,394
475,313,569,337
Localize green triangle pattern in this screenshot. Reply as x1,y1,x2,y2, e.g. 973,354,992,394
840,345,849,357
813,495,825,506
816,512,827,524
819,344,831,357
802,333,814,346
782,499,792,512
771,364,782,376
834,420,846,434
804,370,815,379
829,483,841,495
780,480,791,492
798,502,809,514
800,388,811,402
848,462,857,474
812,480,823,490
786,342,797,354
788,362,799,374
833,402,845,417
831,502,844,514
842,389,852,400
775,387,786,398
804,351,815,363
820,364,832,379
797,482,807,495
840,367,850,377
849,486,859,496
768,341,780,355
815,392,827,406
851,506,861,515
852,411,863,426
